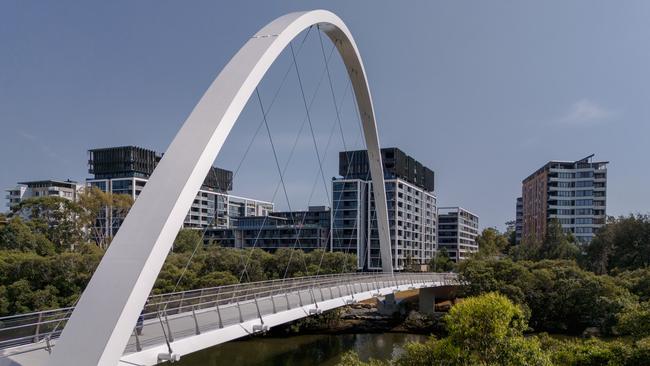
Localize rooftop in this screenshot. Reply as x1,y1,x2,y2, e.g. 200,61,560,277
523,154,609,183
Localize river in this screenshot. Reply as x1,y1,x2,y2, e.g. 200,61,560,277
174,333,428,366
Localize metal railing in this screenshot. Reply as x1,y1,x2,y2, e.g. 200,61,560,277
0,272,458,357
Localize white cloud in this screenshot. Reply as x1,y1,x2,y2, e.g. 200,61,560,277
557,99,614,125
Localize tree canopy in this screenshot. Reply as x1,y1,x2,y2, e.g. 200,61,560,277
458,258,634,335
474,227,509,259
510,219,579,262
339,293,551,366
584,214,650,274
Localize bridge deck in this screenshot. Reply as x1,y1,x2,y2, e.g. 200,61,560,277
0,272,458,366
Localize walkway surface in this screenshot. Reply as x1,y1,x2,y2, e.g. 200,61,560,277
0,272,458,366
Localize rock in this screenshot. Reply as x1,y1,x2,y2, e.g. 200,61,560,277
582,327,601,338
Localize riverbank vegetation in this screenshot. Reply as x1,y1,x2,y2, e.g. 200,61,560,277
342,215,650,365
0,196,356,316
339,293,650,366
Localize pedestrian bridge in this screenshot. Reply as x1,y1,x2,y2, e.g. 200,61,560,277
1,9,459,366
0,272,457,366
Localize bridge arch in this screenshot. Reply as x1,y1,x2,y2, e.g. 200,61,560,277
49,10,392,366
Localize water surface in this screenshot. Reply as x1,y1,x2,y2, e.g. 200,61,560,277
175,333,428,366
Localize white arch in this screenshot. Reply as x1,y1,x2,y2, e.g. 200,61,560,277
48,10,392,366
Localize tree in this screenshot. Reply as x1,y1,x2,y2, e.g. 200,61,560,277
429,247,454,272
77,186,134,249
6,279,60,314
458,258,635,335
10,196,85,251
338,352,387,366
511,219,578,261
0,217,56,255
505,219,518,247
0,235,356,315
537,219,579,260
475,227,509,258
614,268,650,302
172,229,203,253
617,300,650,339
444,293,535,363
584,214,650,274
308,250,357,275
338,293,551,366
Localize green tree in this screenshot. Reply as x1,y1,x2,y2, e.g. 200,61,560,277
10,196,85,251
0,217,56,255
343,293,551,366
444,293,530,363
585,214,650,274
538,219,579,260
172,229,203,253
338,352,387,366
617,300,650,339
614,268,650,302
77,186,134,249
538,334,630,366
505,220,517,247
0,236,356,315
511,219,578,261
6,279,60,314
458,258,634,334
475,227,509,258
308,250,357,275
429,247,455,272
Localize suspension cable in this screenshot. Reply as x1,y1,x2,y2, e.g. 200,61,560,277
312,26,360,276
254,85,321,281
317,25,348,151
238,42,336,281
159,27,317,302
283,77,352,278
231,26,315,179
289,41,331,204
339,75,376,274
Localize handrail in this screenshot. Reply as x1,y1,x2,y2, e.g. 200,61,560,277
0,272,459,354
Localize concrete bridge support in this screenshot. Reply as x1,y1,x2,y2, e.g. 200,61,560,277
377,293,399,316
418,287,437,315
418,285,458,315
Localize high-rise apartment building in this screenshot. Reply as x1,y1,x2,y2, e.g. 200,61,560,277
6,180,81,209
204,206,331,251
437,207,480,261
515,197,523,244
87,146,272,236
331,148,437,270
521,154,607,244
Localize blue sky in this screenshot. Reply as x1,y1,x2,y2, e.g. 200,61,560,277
2,1,649,229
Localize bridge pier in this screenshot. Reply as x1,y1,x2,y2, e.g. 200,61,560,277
418,285,458,314
418,287,436,315
377,293,399,315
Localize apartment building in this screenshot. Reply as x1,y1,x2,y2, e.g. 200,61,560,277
437,207,480,261
204,206,330,251
521,154,607,244
331,148,437,270
6,180,81,209
86,146,272,236
515,197,523,244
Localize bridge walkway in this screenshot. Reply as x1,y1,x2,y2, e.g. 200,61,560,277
0,272,458,366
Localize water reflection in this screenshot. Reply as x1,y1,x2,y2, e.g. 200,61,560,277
175,333,428,366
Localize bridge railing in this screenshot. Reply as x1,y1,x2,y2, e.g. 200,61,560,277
0,272,459,355
124,272,458,353
139,272,457,318
0,306,74,352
